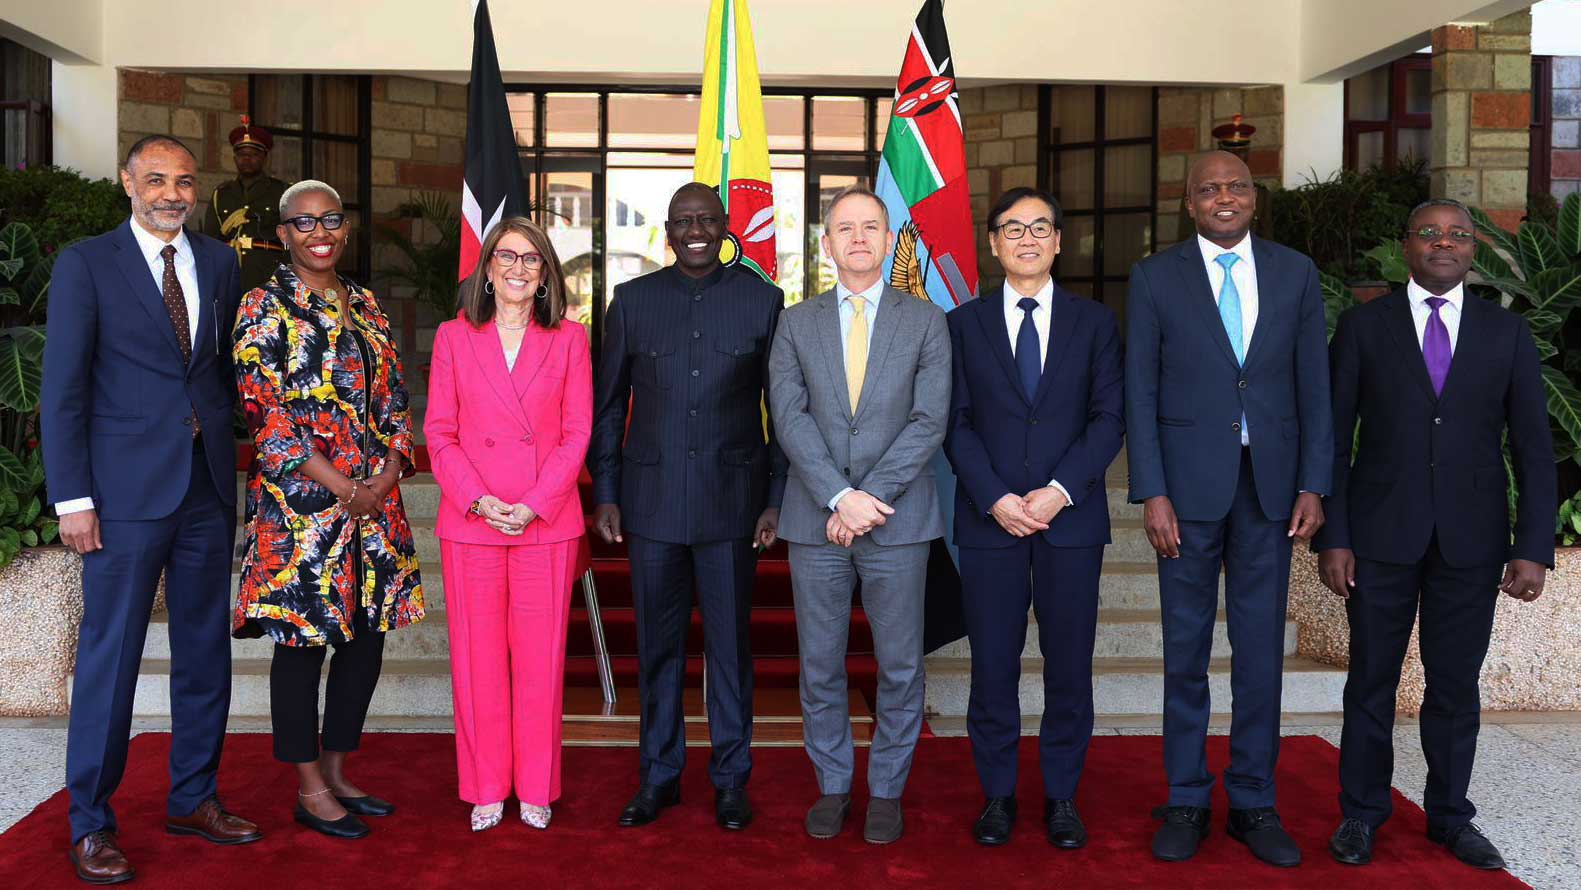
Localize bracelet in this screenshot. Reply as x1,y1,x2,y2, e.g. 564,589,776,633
337,480,362,506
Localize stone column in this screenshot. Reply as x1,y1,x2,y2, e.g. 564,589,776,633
1430,10,1532,233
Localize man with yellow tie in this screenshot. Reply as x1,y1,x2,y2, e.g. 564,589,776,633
767,185,951,845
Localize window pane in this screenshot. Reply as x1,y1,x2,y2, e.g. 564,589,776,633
1397,127,1429,165
546,93,599,147
271,134,304,183
1103,212,1151,276
543,170,596,329
1050,86,1095,144
874,97,892,151
1056,215,1094,278
1347,66,1389,121
609,93,699,149
604,166,691,308
1403,65,1431,117
811,172,863,300
812,97,865,151
762,96,805,151
254,75,305,130
771,167,805,300
311,140,360,199
1053,149,1095,211
1105,86,1151,140
1354,129,1384,170
1103,144,1151,207
1061,279,1093,298
509,93,535,147
314,76,359,136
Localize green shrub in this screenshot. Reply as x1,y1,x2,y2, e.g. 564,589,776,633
1269,160,1429,282
0,165,128,255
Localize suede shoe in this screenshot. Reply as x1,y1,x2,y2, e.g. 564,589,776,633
804,794,851,839
864,797,904,844
1329,817,1374,866
69,831,133,885
1044,798,1087,849
1228,807,1301,867
618,783,680,827
1428,822,1506,870
1151,805,1211,861
973,797,1016,846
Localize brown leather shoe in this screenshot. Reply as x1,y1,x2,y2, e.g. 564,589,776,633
70,830,133,885
165,798,263,845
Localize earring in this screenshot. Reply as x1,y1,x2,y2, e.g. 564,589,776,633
484,279,495,294
535,284,548,300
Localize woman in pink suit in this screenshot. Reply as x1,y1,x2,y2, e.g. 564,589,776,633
424,217,592,832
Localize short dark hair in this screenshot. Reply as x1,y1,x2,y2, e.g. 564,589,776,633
987,187,1063,233
824,184,889,229
1405,198,1475,234
122,134,196,171
459,216,569,330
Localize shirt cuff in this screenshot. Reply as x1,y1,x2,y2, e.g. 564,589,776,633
828,487,854,512
55,497,95,515
1047,479,1073,505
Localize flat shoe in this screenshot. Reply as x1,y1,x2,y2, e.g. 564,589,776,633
336,795,395,817
293,804,370,839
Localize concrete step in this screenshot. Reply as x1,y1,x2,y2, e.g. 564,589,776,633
922,656,1347,718
97,658,458,718
928,609,1293,660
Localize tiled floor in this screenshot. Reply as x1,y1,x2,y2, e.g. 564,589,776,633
3,715,1577,888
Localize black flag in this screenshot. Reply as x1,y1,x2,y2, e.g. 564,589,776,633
459,0,529,281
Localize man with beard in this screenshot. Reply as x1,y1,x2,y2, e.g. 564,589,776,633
590,182,786,832
202,115,290,294
42,135,259,884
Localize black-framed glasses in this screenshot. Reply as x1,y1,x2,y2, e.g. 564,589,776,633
492,248,545,269
993,219,1056,240
282,212,346,233
1408,226,1476,243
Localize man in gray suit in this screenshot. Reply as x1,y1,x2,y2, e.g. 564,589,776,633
767,185,951,845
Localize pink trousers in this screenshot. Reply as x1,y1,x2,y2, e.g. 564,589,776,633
441,538,577,806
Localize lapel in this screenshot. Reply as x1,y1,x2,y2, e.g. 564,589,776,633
465,319,531,432
1241,237,1277,369
113,221,187,364
1379,288,1440,403
509,322,554,404
852,287,905,423
1031,286,1079,409
1436,289,1485,406
814,289,856,420
1176,238,1240,369
972,287,1027,407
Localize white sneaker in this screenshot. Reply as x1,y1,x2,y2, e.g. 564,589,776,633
471,802,504,832
521,803,552,830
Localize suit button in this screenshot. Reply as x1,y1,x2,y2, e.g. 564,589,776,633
484,437,495,447
689,449,696,458
691,369,700,377
1030,419,1039,426
1238,379,1247,389
843,467,850,475
649,350,658,358
1231,422,1241,432
523,433,534,443
1434,417,1442,425
689,409,698,417
693,330,701,339
694,294,702,302
850,428,859,436
181,416,192,425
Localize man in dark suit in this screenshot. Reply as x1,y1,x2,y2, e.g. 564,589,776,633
943,187,1124,849
1317,199,1554,871
591,182,786,831
42,135,259,884
1125,151,1332,867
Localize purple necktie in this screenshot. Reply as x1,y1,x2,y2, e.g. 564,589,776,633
1423,296,1452,396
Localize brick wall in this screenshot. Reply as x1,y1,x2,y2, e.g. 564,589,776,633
1155,86,1282,248
1553,57,1581,201
116,69,250,224
958,84,1041,290
1430,11,1532,233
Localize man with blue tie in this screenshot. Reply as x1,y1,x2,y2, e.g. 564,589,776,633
1125,151,1332,867
943,187,1124,849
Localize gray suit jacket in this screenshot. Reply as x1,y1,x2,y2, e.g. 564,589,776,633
768,284,951,547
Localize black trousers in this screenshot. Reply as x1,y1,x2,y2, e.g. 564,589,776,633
270,605,387,763
1339,534,1501,830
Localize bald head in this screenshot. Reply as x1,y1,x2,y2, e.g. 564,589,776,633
669,181,724,217
1186,150,1252,191
1185,150,1256,249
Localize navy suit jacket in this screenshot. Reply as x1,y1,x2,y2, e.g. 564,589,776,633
42,221,240,520
1124,236,1333,521
1313,288,1555,568
590,264,787,545
944,284,1125,549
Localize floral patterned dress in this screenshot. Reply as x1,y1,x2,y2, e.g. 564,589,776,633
232,264,424,647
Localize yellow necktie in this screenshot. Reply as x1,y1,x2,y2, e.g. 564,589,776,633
846,295,868,411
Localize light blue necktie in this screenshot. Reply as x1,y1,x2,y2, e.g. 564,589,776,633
1215,253,1244,365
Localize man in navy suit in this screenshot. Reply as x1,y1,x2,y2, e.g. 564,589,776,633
42,135,259,884
1318,199,1554,871
1125,151,1332,867
590,182,786,832
943,187,1124,849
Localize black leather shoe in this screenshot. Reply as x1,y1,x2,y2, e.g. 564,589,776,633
1151,805,1211,861
973,797,1017,846
715,788,752,831
1228,807,1301,867
618,783,680,827
335,795,395,817
1428,822,1506,870
293,804,370,839
1330,817,1374,865
1044,798,1087,849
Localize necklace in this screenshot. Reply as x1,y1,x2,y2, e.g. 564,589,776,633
494,317,529,331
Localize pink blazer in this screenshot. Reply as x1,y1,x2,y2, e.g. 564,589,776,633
425,313,592,546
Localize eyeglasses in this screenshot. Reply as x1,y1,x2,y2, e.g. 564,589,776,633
992,219,1056,240
282,212,346,233
1408,227,1476,243
492,248,545,269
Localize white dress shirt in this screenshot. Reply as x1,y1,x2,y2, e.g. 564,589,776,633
828,278,886,511
1198,233,1257,446
56,221,203,517
1406,278,1463,354
1002,278,1073,505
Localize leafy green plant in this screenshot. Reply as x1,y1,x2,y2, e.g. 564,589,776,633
0,166,127,255
1269,159,1429,282
0,223,48,462
1559,491,1581,547
0,446,58,567
377,192,462,321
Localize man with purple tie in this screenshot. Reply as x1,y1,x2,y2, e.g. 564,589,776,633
1317,199,1554,872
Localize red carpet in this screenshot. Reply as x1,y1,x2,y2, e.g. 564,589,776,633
0,734,1529,889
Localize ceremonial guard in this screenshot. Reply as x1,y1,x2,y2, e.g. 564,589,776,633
203,115,291,293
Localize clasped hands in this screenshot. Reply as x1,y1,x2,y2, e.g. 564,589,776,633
826,490,894,548
475,495,536,536
989,486,1069,538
